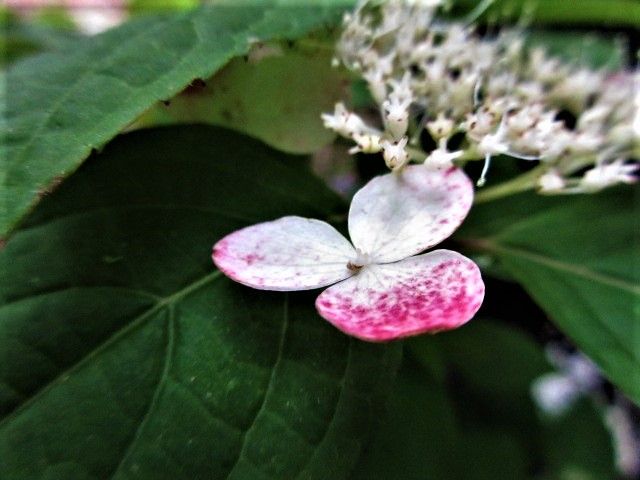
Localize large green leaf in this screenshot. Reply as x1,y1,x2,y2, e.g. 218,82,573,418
0,10,80,66
350,354,460,480
353,320,616,479
134,43,345,154
0,125,400,479
457,188,640,405
1,2,353,236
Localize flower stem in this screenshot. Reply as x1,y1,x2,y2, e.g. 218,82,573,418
474,165,545,203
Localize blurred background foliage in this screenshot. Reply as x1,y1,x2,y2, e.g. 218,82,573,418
1,1,638,479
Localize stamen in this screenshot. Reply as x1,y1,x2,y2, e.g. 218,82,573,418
477,153,492,187
347,261,363,272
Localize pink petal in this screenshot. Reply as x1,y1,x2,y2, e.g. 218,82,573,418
212,216,356,291
348,166,474,263
315,250,484,342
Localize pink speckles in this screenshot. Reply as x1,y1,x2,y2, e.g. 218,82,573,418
316,250,484,342
212,216,355,291
212,166,484,342
242,253,264,265
318,299,332,308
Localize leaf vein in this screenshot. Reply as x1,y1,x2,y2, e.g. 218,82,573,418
169,374,244,435
484,241,640,295
223,293,291,479
295,339,353,478
108,305,176,479
0,271,222,429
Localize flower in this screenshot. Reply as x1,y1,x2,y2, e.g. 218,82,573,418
537,169,566,193
328,0,638,194
381,137,410,170
424,146,463,171
321,102,375,138
212,166,484,342
579,160,639,192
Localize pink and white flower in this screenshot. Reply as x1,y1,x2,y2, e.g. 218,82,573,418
212,166,484,342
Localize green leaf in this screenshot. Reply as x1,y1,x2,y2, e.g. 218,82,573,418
541,399,616,480
0,10,80,66
350,355,460,480
353,320,616,479
134,41,345,154
0,125,400,479
1,2,352,237
457,188,640,405
450,0,640,27
129,0,200,15
410,319,551,478
353,322,539,480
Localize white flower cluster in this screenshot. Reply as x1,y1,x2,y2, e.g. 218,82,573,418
321,0,639,193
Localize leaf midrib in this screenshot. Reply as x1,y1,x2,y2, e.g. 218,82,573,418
476,239,640,295
0,270,223,429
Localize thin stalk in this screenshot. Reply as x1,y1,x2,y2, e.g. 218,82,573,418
474,165,546,203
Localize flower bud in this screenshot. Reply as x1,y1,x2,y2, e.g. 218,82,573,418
381,137,409,170
427,113,455,140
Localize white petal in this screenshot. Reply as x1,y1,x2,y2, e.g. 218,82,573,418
212,216,356,291
348,165,474,263
316,250,484,342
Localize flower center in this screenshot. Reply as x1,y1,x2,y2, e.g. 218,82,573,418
347,249,372,272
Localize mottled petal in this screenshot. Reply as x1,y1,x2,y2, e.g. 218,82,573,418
315,250,484,342
213,216,356,291
348,165,473,263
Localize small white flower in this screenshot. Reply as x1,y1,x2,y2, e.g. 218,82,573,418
381,137,410,170
424,147,463,170
424,60,447,85
477,131,509,156
446,72,478,114
349,133,383,154
570,131,604,154
388,72,413,102
427,113,455,140
515,81,544,101
321,102,375,139
382,74,413,139
550,68,604,112
382,98,410,140
540,128,573,159
580,160,639,192
464,106,500,138
505,105,542,134
538,170,566,192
